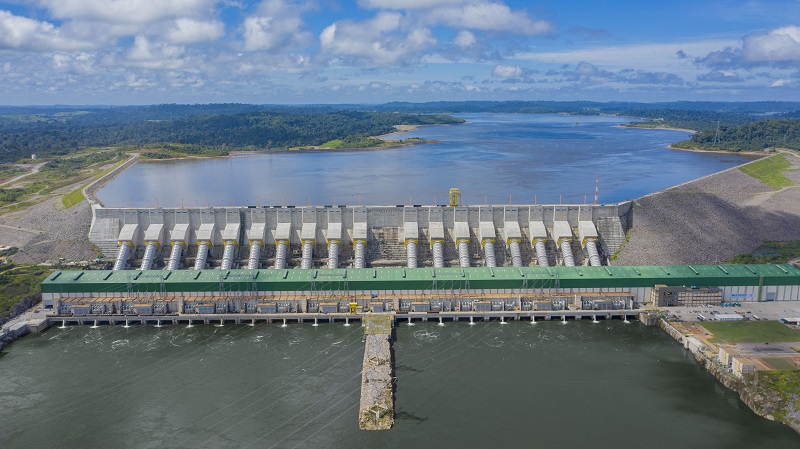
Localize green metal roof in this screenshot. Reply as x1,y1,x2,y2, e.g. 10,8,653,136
40,264,800,295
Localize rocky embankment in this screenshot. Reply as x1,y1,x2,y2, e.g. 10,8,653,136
0,198,97,264
660,320,800,435
615,154,800,265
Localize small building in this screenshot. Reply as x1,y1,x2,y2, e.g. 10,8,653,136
31,154,36,160
718,346,738,366
651,285,723,307
319,302,338,314
716,313,743,321
732,357,755,378
780,317,800,325
685,336,706,355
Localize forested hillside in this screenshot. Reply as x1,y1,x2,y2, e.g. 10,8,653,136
672,119,800,151
3,102,800,161
0,106,462,162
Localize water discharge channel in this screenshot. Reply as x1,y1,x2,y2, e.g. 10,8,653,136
1,321,799,448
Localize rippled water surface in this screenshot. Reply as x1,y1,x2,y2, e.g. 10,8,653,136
97,114,749,207
1,322,798,448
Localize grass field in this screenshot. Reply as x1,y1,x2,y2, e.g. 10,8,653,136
61,183,86,208
763,357,800,371
738,154,794,189
701,321,800,344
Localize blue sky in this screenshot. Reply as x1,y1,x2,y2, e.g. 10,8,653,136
0,0,799,104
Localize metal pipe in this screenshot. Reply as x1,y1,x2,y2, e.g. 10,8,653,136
301,240,313,269
560,239,575,267
140,242,158,270
508,240,522,267
585,240,601,266
167,242,183,270
113,242,133,271
247,242,262,270
274,240,288,269
483,240,496,268
354,240,366,268
432,240,444,268
534,240,548,267
327,240,339,269
221,241,236,270
406,240,418,268
458,240,470,268
194,242,210,270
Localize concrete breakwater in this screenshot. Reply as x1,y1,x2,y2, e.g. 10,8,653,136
359,334,394,430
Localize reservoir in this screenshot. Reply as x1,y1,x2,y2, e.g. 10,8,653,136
96,114,749,207
2,322,799,448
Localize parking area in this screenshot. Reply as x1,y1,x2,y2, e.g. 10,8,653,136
658,301,800,323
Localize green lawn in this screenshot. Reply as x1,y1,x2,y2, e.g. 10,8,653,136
701,321,800,344
738,154,793,189
61,183,86,208
763,357,800,371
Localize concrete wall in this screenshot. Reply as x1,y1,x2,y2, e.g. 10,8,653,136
90,203,632,269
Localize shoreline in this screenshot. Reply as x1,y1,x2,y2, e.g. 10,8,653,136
614,124,697,133
659,319,800,436
136,141,436,161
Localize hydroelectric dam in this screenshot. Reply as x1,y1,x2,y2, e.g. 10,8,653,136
23,195,800,431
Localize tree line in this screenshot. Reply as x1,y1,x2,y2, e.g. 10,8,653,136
672,119,800,152
0,106,463,162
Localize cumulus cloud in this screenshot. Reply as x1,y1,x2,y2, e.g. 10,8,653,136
359,0,468,8
32,0,217,24
427,2,552,34
742,26,800,64
697,26,800,69
453,30,476,48
360,0,552,35
492,64,523,78
242,0,312,52
126,35,187,69
320,12,435,65
0,10,97,50
166,18,224,44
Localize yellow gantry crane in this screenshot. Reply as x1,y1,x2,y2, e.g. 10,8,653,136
449,188,461,207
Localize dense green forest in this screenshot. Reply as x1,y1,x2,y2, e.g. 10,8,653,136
3,102,800,162
372,101,800,130
0,107,462,162
672,119,800,152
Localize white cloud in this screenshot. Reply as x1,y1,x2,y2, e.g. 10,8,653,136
742,26,800,64
453,30,476,48
126,35,187,69
771,79,793,87
166,18,224,44
427,3,551,34
360,0,469,8
0,10,96,50
33,0,217,24
242,0,312,51
320,13,436,65
492,64,522,78
518,40,737,72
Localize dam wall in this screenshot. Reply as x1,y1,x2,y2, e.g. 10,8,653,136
89,202,632,270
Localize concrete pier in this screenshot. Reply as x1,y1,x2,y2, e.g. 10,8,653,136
359,315,394,430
